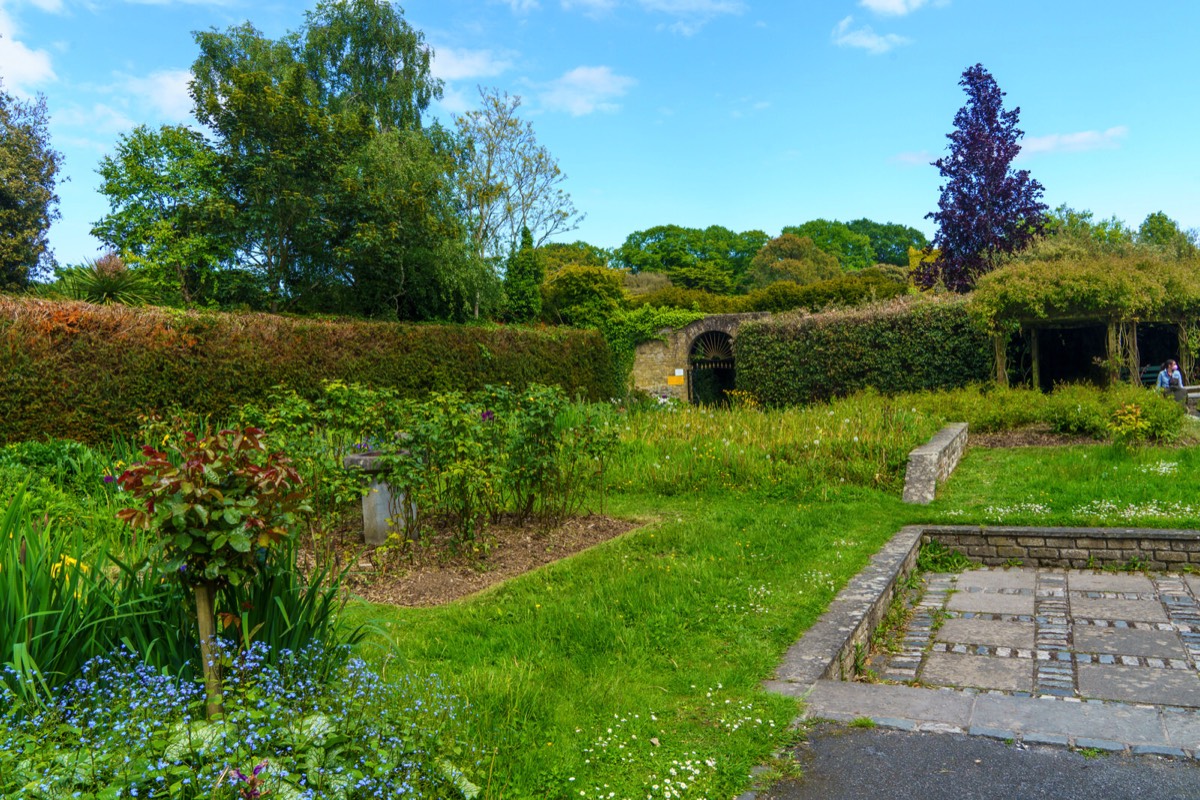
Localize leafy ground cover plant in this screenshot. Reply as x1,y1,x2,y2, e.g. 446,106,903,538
0,641,479,799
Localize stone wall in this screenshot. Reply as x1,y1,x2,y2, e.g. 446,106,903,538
630,312,770,401
925,525,1200,570
901,423,969,504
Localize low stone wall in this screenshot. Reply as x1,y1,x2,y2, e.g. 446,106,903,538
902,422,968,505
773,526,925,690
924,525,1200,570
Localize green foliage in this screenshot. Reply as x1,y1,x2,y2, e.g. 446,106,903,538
782,219,875,271
1107,402,1150,445
0,297,619,444
1138,211,1199,259
1044,205,1135,252
917,541,973,573
737,298,991,405
742,270,907,313
969,247,1200,333
539,240,611,273
116,425,310,588
1,645,477,798
746,233,840,289
846,219,928,267
540,263,626,327
601,305,707,384
614,224,768,291
55,252,156,306
0,84,61,288
504,227,543,323
91,124,234,306
625,284,742,313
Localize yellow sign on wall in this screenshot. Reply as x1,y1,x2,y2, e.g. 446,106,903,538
667,375,685,386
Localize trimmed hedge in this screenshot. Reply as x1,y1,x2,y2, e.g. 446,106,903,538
0,297,619,443
736,297,992,406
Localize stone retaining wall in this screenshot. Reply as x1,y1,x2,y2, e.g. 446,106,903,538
901,423,968,504
924,525,1200,570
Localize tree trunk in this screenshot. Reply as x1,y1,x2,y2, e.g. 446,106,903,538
993,334,1008,387
1030,329,1040,391
194,580,224,719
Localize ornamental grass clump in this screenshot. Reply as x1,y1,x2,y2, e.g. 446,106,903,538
117,426,310,718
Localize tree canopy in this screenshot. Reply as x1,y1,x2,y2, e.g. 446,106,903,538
782,220,874,271
845,219,927,267
920,63,1047,292
0,83,61,289
613,224,767,293
746,233,840,289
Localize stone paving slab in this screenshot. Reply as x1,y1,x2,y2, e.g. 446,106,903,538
1068,570,1156,593
922,653,1033,693
956,568,1038,592
947,591,1036,616
1077,663,1200,706
1070,595,1170,623
935,618,1035,650
1073,626,1188,659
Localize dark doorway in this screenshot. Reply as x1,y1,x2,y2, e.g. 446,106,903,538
1036,325,1107,391
689,331,736,405
1138,324,1178,382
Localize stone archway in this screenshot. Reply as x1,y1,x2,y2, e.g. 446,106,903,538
630,312,769,403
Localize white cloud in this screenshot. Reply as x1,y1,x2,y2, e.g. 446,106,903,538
562,0,618,13
25,0,66,12
1019,126,1128,158
122,69,193,121
639,0,744,35
431,46,513,82
54,102,136,134
436,84,474,115
859,0,928,15
499,0,540,11
831,15,910,54
539,65,635,116
0,8,56,95
891,150,933,166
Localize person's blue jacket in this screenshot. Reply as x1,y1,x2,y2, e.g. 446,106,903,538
1158,367,1183,389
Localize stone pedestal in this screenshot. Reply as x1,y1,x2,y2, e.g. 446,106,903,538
343,452,415,546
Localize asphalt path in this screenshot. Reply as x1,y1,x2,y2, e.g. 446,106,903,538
762,724,1200,800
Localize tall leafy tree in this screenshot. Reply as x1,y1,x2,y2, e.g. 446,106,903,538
846,219,927,267
782,220,874,271
538,240,610,273
455,88,583,263
920,63,1047,292
92,124,235,305
0,81,61,288
614,224,766,293
747,233,840,289
1137,211,1198,259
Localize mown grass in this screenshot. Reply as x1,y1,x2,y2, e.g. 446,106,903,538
928,441,1200,528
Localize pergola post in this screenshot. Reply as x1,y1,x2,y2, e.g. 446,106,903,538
1125,321,1140,386
1030,328,1040,390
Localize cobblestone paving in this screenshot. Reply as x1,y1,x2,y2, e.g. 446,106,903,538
877,567,1200,707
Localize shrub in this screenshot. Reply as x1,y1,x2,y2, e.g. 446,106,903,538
737,297,992,406
55,252,156,306
625,285,743,314
541,264,626,327
0,297,619,444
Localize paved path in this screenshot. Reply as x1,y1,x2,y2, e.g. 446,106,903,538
772,567,1200,755
762,723,1200,800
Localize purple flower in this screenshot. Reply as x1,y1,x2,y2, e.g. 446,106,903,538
481,409,495,422
103,475,116,484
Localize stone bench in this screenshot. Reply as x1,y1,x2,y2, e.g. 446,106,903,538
343,452,415,546
901,423,968,505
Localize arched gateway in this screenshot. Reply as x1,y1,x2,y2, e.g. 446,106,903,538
630,313,770,405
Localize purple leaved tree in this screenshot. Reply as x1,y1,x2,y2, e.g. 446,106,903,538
918,64,1048,292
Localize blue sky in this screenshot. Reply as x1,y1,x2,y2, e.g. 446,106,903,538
3,0,1199,266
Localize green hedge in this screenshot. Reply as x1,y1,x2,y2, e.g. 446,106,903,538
0,297,619,443
736,297,992,406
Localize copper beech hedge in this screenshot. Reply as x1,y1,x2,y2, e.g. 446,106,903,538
0,297,619,444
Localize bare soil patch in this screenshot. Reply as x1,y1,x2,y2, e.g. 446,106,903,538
970,424,1101,448
310,514,638,607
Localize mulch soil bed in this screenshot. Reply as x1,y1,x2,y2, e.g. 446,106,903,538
969,424,1101,448
306,514,638,607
